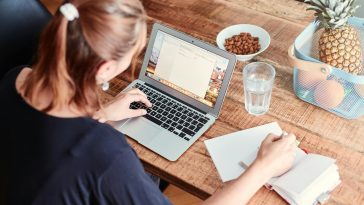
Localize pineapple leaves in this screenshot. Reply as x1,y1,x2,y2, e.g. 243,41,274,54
340,12,347,18
307,5,323,12
318,0,328,7
351,5,360,14
335,2,345,14
342,0,350,9
306,0,358,29
328,0,336,10
305,0,326,8
325,8,336,19
348,0,355,7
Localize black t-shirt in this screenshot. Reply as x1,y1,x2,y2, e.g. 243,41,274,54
0,66,172,205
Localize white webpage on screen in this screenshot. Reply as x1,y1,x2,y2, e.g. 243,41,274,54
154,34,216,98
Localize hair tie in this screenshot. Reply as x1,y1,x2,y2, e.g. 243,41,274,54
60,3,79,21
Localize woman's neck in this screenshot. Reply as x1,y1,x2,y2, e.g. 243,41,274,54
16,67,86,118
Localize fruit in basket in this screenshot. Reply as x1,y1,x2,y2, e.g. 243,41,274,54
306,0,363,75
354,83,364,98
314,80,345,109
297,70,328,89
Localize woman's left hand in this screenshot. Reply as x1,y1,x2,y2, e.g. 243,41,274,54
94,88,152,122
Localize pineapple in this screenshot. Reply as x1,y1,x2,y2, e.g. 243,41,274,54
306,0,363,75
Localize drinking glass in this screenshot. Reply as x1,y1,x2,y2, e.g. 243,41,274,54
243,62,276,115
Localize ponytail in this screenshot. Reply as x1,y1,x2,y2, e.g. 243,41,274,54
23,14,76,112
22,0,146,116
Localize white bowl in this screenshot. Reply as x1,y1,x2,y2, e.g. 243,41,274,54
216,24,271,61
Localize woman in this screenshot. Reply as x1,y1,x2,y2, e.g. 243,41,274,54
0,0,296,204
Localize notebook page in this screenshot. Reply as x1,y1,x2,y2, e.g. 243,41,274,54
273,187,299,205
299,165,340,205
272,154,335,196
204,122,282,182
273,165,340,205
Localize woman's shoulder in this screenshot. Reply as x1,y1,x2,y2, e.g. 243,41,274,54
0,66,29,87
96,123,130,149
15,67,31,92
72,121,133,160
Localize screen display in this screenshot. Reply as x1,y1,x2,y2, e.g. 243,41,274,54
146,31,229,107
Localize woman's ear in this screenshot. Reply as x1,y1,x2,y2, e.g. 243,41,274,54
95,60,118,84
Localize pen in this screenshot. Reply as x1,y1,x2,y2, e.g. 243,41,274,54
278,131,301,146
238,161,249,170
277,131,288,140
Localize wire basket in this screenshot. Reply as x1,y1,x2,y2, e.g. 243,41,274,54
288,17,364,119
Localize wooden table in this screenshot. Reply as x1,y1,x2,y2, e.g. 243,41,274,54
103,0,364,204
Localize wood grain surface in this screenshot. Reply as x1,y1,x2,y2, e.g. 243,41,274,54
46,0,364,204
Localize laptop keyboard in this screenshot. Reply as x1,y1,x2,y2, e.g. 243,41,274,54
129,83,209,141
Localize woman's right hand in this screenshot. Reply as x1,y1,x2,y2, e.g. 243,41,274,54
94,88,152,122
253,133,296,178
203,133,297,205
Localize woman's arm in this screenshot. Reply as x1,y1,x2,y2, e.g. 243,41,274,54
203,134,296,205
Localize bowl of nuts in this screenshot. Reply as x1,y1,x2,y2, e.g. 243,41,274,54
216,24,270,61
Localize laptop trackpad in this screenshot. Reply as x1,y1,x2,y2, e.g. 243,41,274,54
120,117,160,143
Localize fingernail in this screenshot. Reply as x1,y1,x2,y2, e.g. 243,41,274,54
143,110,147,115
301,148,308,154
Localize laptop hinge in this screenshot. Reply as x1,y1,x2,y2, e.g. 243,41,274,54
145,82,207,115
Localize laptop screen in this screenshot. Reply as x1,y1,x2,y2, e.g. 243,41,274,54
145,30,230,108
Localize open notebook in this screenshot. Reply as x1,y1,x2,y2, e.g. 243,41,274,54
204,122,341,205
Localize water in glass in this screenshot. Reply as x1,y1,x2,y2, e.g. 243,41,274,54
243,62,275,115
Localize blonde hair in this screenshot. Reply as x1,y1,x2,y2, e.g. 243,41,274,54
22,0,146,115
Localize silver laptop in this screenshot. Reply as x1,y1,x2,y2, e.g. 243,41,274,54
113,23,236,161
